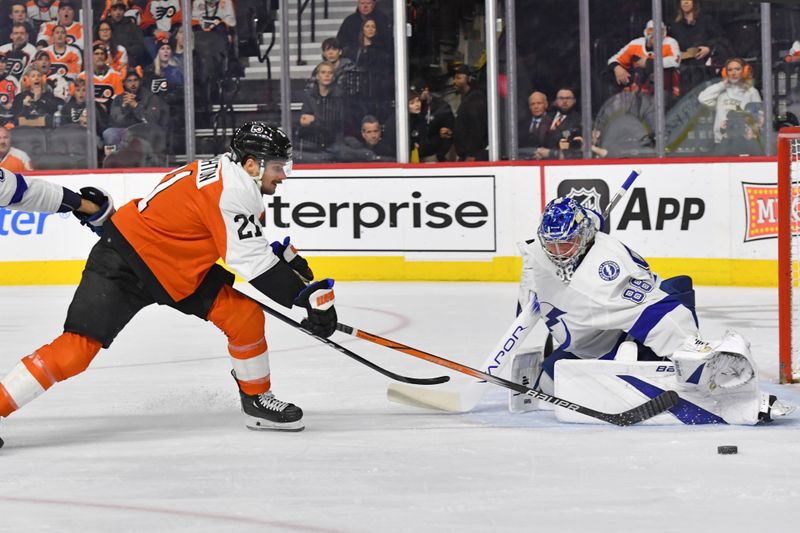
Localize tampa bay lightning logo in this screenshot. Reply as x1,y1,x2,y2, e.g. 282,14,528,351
0,169,5,182
598,260,620,281
543,304,572,350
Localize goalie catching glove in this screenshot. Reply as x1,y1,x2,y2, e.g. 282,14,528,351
271,236,314,282
671,331,756,391
73,187,115,236
293,278,337,338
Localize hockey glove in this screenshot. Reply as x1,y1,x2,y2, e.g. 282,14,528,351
270,236,314,282
73,186,115,236
293,278,337,338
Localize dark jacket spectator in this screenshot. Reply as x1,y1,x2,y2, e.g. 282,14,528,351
107,70,167,130
668,0,730,93
298,61,345,152
336,0,391,53
105,1,145,66
341,114,395,161
452,66,487,161
11,67,62,127
541,87,583,160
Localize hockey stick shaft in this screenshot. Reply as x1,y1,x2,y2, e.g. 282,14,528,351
247,295,450,386
337,322,679,425
600,169,640,228
387,295,541,412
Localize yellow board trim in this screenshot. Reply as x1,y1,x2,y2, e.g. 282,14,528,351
0,257,779,286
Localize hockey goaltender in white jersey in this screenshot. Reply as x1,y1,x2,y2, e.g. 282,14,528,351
515,196,794,425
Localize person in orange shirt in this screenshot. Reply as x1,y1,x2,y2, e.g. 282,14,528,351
43,23,82,79
0,127,32,172
608,19,681,96
36,0,83,49
0,123,338,445
77,42,123,115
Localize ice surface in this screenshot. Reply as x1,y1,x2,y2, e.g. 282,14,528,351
1,283,798,532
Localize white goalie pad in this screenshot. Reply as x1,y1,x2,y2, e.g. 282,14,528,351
554,358,762,425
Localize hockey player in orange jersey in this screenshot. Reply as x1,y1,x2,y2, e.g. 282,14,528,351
0,123,337,446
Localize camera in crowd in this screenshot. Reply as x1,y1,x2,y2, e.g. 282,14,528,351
723,110,753,139
560,128,583,150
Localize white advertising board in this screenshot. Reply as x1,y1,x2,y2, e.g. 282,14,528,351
542,161,779,260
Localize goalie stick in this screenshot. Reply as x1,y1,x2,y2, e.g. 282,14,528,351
385,168,643,412
336,322,680,425
387,295,541,411
246,295,450,386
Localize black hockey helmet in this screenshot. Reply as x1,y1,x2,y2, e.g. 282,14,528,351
230,122,292,164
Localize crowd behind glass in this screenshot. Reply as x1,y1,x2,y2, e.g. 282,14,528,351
0,0,795,171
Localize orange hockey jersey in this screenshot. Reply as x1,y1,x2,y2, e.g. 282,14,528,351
110,155,279,301
43,44,82,78
37,21,84,49
78,68,124,104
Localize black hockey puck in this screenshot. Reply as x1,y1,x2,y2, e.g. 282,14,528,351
717,445,737,455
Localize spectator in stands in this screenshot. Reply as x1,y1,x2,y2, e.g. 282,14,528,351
105,0,145,67
60,74,88,125
0,126,32,171
140,0,183,60
452,65,487,161
171,23,185,68
343,16,392,101
342,114,395,161
337,0,391,54
698,57,762,154
298,60,345,157
28,48,68,99
0,54,18,127
78,41,124,117
11,67,61,126
307,38,354,90
407,90,428,162
668,0,729,94
191,0,236,100
103,68,167,151
411,77,454,162
36,0,83,49
96,20,128,74
608,20,681,102
26,0,59,34
142,32,182,153
538,87,582,160
9,1,33,36
142,31,183,103
42,24,81,80
1,22,37,80
519,90,551,159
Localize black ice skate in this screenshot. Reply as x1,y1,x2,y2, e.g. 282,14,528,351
232,371,304,431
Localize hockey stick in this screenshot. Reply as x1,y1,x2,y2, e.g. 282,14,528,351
599,168,640,229
385,168,643,412
386,295,541,411
336,322,680,425
247,296,450,386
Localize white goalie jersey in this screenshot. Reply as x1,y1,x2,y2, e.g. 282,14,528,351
0,167,66,213
518,232,699,359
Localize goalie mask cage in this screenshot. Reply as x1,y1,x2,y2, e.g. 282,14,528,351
778,127,800,383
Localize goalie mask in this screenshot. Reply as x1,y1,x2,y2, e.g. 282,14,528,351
538,197,597,282
230,122,293,186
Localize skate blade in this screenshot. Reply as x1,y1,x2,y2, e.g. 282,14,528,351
244,415,305,432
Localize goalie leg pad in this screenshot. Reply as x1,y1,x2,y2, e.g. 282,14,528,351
508,350,543,413
554,358,763,425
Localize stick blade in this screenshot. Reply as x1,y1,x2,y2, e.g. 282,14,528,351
387,382,486,412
